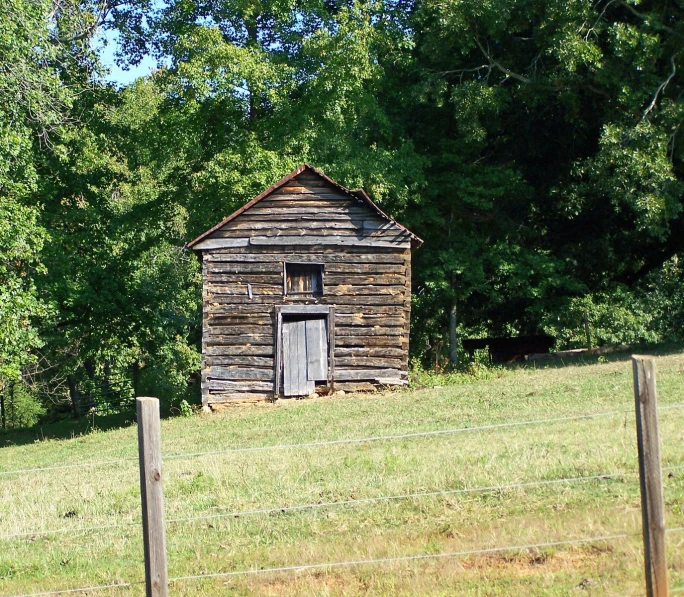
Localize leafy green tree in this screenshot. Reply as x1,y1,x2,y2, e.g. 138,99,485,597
0,0,76,388
395,0,683,360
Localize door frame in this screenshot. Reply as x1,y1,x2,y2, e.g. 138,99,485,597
274,305,335,396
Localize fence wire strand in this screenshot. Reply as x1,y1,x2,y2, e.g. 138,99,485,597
168,532,636,583
5,532,638,597
3,401,684,477
6,580,140,597
5,467,684,541
0,471,639,541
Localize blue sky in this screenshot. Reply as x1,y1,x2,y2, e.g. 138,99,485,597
97,29,158,86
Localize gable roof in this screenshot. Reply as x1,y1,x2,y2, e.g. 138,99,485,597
187,164,423,249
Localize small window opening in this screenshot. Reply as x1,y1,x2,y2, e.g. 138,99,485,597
285,263,323,297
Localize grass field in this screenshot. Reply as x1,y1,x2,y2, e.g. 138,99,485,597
1,349,684,596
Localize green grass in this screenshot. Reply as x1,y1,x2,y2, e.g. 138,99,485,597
1,348,684,596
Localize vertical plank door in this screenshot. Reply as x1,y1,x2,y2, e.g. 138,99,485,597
306,318,328,381
282,319,314,396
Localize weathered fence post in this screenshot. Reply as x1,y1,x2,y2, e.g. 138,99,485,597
137,397,169,597
632,356,668,597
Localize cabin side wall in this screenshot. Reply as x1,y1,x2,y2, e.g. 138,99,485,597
200,171,412,404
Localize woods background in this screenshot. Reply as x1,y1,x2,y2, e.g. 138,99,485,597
1,0,683,422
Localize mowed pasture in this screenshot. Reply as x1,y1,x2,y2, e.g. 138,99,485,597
1,351,684,596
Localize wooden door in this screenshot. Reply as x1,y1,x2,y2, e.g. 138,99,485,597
282,317,328,396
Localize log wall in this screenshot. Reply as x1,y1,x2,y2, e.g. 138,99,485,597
199,170,413,403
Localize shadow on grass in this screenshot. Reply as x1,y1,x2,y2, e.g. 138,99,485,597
507,342,684,372
0,409,140,449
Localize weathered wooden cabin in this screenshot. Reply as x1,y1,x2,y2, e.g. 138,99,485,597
188,164,423,406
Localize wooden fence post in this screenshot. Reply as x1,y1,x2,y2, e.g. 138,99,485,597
632,356,668,597
137,397,169,597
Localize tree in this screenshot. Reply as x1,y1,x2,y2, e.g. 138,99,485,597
0,0,75,388
392,0,683,360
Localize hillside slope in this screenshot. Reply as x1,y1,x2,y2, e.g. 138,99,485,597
1,350,684,596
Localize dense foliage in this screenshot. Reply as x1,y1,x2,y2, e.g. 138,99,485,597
0,0,682,423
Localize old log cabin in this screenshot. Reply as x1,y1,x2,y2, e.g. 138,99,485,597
188,164,423,406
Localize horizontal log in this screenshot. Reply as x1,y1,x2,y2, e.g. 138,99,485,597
232,213,368,223
258,198,357,209
326,273,406,285
209,380,274,392
334,347,406,358
207,294,409,307
206,246,410,258
278,305,331,314
207,314,273,325
263,186,352,202
212,228,376,239
205,303,274,314
208,262,279,273
334,315,405,326
323,296,410,306
205,345,273,356
206,295,284,305
325,263,406,274
336,336,408,347
247,205,371,217
335,326,405,336
334,305,409,316
216,227,409,240
210,227,408,240
207,391,272,402
206,284,282,295
335,356,404,368
273,185,349,194
206,274,283,284
205,335,273,345
221,219,390,232
193,238,249,250
205,325,274,336
325,285,406,297
281,178,333,188
206,356,273,367
201,237,410,250
249,236,410,248
207,367,274,381
204,252,409,264
335,368,404,381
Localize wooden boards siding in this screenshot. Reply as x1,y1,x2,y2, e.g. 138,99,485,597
199,171,413,404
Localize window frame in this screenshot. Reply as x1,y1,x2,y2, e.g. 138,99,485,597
283,262,325,298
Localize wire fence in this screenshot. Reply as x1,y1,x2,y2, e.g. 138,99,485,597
1,532,642,597
3,400,684,477
2,395,683,595
0,469,654,541
10,528,684,597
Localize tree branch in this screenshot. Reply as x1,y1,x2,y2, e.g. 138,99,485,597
618,0,674,32
474,36,531,84
642,55,677,120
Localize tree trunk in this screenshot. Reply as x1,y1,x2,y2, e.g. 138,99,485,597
449,301,458,367
9,382,15,428
583,310,592,349
67,375,80,418
1,388,5,430
133,361,140,398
